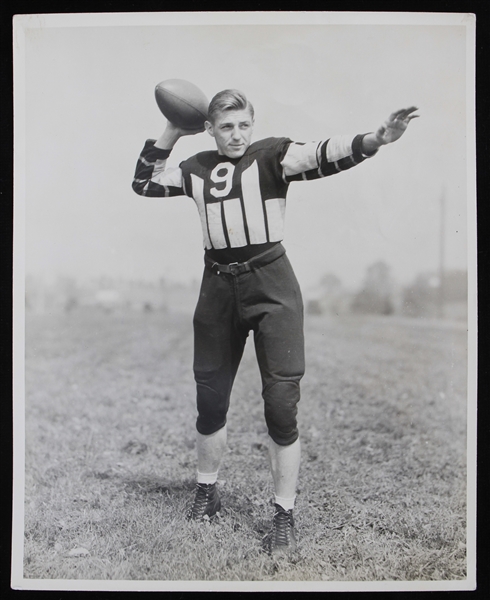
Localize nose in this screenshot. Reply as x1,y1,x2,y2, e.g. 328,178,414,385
231,126,241,140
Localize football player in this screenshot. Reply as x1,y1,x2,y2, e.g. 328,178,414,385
132,89,418,556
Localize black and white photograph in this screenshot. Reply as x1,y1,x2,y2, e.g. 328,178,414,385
12,11,476,592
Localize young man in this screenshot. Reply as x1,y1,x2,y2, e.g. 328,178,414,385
132,90,418,556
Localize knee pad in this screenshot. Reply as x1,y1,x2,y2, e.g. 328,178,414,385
262,380,300,446
194,372,230,436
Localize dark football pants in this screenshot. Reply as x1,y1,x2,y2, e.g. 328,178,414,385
193,251,305,446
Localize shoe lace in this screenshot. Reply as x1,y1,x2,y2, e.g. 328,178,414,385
272,507,293,545
190,484,212,518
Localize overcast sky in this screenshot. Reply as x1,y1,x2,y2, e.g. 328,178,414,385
16,12,475,291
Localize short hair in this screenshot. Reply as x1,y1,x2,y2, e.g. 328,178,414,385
207,89,254,123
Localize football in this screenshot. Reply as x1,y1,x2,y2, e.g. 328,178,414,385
155,79,209,129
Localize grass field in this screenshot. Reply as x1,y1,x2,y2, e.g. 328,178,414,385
22,308,468,583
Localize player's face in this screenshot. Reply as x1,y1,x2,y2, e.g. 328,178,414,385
205,109,254,158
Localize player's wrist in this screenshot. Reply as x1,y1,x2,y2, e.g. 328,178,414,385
361,132,383,155
154,124,181,150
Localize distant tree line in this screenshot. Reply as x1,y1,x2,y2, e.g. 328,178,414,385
26,264,467,320
25,275,200,314
307,261,467,320
351,261,395,315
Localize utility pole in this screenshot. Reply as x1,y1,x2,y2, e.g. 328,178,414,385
438,187,445,319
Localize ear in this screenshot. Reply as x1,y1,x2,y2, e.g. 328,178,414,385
204,120,215,137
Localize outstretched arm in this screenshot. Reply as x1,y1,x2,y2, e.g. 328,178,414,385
281,107,419,183
362,107,419,155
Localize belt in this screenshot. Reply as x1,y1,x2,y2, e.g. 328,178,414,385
204,243,286,275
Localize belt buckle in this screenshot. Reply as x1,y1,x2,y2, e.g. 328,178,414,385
228,262,239,275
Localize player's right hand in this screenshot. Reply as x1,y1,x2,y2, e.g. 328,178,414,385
165,120,205,138
154,119,205,151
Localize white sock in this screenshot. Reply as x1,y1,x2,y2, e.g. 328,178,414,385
197,470,218,485
274,495,296,511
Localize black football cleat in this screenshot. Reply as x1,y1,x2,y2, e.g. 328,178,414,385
269,503,297,556
186,483,221,521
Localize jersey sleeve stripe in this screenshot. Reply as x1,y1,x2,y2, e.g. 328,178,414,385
352,133,378,161
326,135,356,162
280,141,321,176
139,155,157,168
132,140,185,197
284,132,378,183
336,155,356,170
151,166,184,188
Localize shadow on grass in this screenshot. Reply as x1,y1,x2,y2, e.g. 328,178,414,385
114,473,277,549
120,475,195,496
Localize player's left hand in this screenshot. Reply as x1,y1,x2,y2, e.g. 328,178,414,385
375,107,419,145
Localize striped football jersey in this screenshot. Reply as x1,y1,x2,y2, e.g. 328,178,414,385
133,134,375,250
